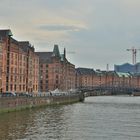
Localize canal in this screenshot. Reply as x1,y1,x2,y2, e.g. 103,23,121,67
0,96,140,140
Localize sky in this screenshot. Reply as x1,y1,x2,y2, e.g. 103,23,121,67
1,0,140,70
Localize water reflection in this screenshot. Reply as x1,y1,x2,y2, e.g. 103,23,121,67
0,105,74,140
1,96,140,140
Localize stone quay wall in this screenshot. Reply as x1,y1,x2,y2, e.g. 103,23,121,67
0,94,84,113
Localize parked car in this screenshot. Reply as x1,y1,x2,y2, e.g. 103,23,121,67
0,92,16,97
18,92,33,97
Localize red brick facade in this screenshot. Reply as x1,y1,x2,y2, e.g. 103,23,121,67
36,45,75,92
76,68,140,90
2,29,140,94
0,30,39,94
0,41,3,91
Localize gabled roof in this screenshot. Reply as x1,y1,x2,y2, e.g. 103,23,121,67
0,29,13,37
36,45,74,66
36,52,53,63
10,37,19,45
19,41,34,52
116,72,131,77
76,68,95,75
95,70,116,76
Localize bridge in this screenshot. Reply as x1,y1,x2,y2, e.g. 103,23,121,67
78,81,140,97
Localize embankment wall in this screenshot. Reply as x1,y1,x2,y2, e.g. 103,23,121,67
0,94,84,113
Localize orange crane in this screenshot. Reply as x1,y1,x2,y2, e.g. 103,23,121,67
127,47,140,64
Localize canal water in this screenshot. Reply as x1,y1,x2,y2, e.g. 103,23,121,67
0,96,140,140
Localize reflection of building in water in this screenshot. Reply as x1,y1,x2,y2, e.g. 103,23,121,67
0,109,36,139
0,106,71,139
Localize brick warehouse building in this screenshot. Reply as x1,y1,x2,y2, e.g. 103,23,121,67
76,68,140,90
36,45,75,92
76,68,95,89
0,39,3,91
0,29,39,94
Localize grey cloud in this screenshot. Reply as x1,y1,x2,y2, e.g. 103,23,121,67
38,24,85,32
1,0,140,69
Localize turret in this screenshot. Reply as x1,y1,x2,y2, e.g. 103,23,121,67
53,44,60,57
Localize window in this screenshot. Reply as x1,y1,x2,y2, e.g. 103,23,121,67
11,53,13,58
10,84,12,91
15,54,18,59
56,75,58,79
20,76,22,82
6,85,8,91
11,67,13,73
56,80,58,84
14,85,16,91
20,55,22,60
19,85,21,91
11,76,13,82
11,59,13,64
23,85,25,90
40,70,43,73
24,56,26,61
15,76,17,82
40,64,43,68
6,76,8,82
15,68,17,73
7,67,9,73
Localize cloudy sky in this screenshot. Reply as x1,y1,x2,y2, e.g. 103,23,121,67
1,0,140,70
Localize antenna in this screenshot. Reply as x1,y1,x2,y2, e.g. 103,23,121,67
106,64,109,71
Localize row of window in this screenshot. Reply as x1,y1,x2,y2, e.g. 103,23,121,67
40,75,48,79
40,70,49,73
6,84,38,92
10,53,38,64
10,75,26,83
11,67,26,74
40,64,48,68
40,80,48,84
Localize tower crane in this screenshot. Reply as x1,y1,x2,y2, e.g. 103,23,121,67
126,47,140,64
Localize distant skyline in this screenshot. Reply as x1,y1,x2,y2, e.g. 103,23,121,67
1,0,140,70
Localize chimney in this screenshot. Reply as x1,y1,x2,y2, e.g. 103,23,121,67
64,48,66,58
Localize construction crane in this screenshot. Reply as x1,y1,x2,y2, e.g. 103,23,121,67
126,47,140,64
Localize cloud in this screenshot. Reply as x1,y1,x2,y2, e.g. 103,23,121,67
38,24,86,32
1,0,140,69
